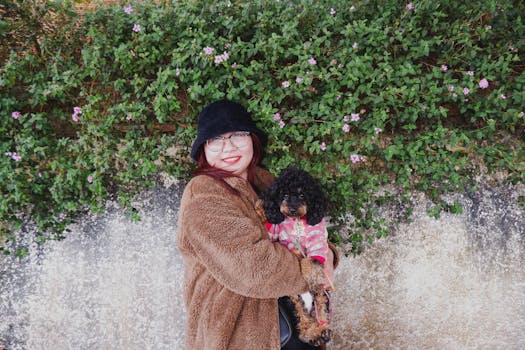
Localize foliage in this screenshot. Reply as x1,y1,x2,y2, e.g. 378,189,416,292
1,0,524,255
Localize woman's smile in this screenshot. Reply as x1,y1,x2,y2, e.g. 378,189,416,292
222,156,241,164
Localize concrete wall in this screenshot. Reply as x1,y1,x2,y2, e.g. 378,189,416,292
1,179,524,349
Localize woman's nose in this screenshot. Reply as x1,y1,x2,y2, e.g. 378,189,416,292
222,138,236,151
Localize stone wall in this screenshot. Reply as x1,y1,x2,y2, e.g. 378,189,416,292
1,179,524,349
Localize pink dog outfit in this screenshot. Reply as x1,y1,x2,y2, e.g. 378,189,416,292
266,217,329,264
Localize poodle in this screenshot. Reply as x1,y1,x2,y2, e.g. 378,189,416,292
260,166,333,346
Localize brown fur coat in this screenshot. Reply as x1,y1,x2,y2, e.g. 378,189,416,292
177,167,338,350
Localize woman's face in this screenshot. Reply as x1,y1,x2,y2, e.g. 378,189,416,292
204,131,254,180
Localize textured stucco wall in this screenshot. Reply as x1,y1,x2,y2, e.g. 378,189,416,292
1,179,524,349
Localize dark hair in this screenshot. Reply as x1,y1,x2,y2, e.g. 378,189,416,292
193,134,264,195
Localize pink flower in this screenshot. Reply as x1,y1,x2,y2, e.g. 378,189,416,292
486,25,492,30
12,152,22,161
279,121,285,128
282,81,290,88
225,42,232,48
231,62,238,68
72,106,82,122
352,42,358,49
295,77,303,83
330,8,336,15
320,142,327,151
308,57,317,65
463,88,470,95
479,78,489,89
351,113,360,122
336,94,342,100
452,93,458,98
406,3,414,10
448,85,455,92
126,114,133,120
175,68,180,76
132,24,141,33
466,71,474,76
12,111,21,119
374,127,383,133
58,213,67,221
214,51,229,64
441,65,448,72
343,124,350,133
350,154,361,163
499,94,506,100
203,46,215,55
123,6,133,14
519,112,524,117
349,5,356,12
343,115,350,122
87,176,94,183
273,113,281,121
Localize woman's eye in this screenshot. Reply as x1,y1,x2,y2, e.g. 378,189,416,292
299,194,304,199
283,194,289,200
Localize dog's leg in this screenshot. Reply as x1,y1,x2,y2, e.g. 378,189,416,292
312,287,331,328
290,291,332,346
289,295,318,343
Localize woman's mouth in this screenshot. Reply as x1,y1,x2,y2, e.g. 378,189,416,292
222,156,241,165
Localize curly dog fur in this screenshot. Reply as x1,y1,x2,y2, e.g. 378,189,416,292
262,167,327,226
261,167,332,346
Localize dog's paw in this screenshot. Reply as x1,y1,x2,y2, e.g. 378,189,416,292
300,257,325,288
299,325,332,346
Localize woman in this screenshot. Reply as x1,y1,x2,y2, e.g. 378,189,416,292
177,100,338,349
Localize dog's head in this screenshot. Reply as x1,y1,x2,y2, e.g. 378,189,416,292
261,167,327,226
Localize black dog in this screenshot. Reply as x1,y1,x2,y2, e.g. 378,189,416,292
262,167,327,226
261,167,332,346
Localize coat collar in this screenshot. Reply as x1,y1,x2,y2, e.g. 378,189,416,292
223,167,274,209
224,176,259,201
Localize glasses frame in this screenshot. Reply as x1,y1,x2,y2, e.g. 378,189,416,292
206,131,251,152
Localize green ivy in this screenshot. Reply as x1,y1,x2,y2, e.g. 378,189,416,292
1,0,524,256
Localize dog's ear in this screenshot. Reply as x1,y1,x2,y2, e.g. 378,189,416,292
261,182,285,224
305,177,328,226
306,200,326,225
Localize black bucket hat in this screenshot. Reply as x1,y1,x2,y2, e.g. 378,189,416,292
190,99,268,161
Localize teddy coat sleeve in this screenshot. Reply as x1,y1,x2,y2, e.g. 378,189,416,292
178,174,309,299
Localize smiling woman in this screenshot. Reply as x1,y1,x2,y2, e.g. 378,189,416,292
176,99,338,350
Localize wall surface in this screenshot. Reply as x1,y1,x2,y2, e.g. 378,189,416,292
1,179,524,349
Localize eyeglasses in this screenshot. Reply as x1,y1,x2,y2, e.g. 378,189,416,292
206,131,251,152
